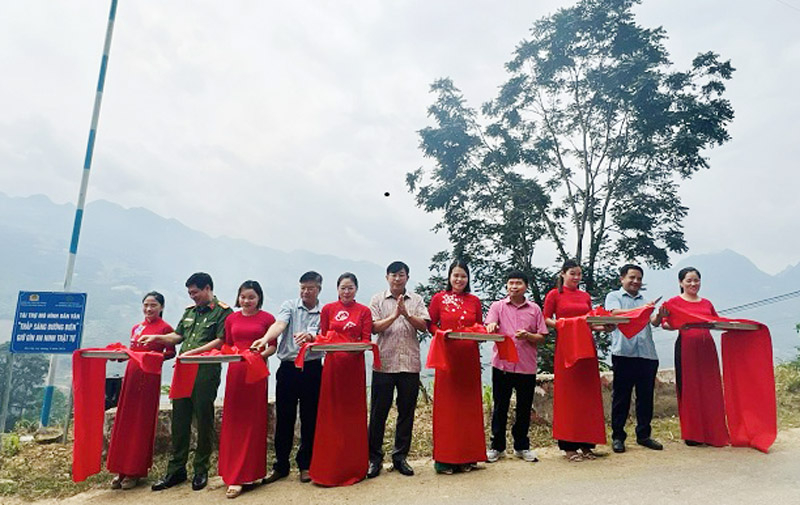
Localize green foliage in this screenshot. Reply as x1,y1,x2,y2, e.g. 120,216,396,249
409,0,734,301
0,343,53,431
1,433,21,458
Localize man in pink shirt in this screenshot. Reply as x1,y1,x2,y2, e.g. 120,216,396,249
485,270,548,463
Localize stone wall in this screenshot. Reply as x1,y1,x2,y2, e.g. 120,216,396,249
532,368,678,424
102,369,678,454
103,401,276,454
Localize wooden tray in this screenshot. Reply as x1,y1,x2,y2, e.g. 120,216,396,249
80,350,129,360
685,321,760,331
178,354,243,364
314,343,373,352
586,316,630,325
448,332,504,342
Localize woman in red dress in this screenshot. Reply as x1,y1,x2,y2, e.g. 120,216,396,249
662,267,729,447
309,272,373,486
428,260,485,475
107,291,175,490
543,260,604,462
183,280,276,498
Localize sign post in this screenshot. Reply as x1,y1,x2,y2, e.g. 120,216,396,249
0,292,87,432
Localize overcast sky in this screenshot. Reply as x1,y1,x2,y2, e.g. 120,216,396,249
2,0,799,277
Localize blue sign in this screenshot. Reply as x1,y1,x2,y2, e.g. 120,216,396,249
11,291,88,354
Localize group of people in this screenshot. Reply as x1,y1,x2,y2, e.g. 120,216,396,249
97,258,756,497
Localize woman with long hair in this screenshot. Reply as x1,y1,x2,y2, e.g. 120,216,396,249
184,280,276,498
661,267,729,447
107,292,175,490
428,259,486,474
309,272,373,486
543,260,604,462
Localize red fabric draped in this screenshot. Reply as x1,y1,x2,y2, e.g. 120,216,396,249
294,330,381,370
664,301,776,453
169,344,268,400
300,330,379,486
72,344,164,482
426,324,517,370
552,314,606,445
614,305,655,339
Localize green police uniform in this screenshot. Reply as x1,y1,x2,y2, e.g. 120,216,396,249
166,296,232,478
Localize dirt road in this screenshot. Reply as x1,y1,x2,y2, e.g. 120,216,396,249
15,428,800,505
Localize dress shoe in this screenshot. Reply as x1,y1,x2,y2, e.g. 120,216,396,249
637,438,663,450
612,439,625,453
367,460,382,478
392,458,414,476
685,440,704,447
151,472,187,491
262,470,288,485
191,473,208,491
299,469,311,483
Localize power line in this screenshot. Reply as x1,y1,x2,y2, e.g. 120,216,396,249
773,0,800,14
717,289,800,315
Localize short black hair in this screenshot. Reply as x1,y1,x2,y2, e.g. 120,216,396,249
235,280,264,309
506,270,529,285
337,272,358,288
299,271,323,286
186,272,213,291
387,261,409,275
619,264,643,277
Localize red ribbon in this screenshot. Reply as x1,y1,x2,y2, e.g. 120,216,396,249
169,344,268,400
425,324,517,371
294,330,381,370
663,301,776,453
72,343,165,482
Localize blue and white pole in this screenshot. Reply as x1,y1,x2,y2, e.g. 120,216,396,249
40,0,118,428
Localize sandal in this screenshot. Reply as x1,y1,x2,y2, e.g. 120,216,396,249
459,464,473,473
110,475,123,489
120,476,138,489
565,451,583,462
226,485,243,499
581,450,597,460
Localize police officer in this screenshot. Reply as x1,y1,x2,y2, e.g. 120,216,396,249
141,272,232,491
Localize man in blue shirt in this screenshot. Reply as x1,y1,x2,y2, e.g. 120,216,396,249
604,264,663,453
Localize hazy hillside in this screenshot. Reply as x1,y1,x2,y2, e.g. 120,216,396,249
1,192,798,384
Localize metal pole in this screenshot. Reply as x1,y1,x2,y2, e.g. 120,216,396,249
40,0,118,431
0,353,14,433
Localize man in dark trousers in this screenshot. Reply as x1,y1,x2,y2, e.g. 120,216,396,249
143,272,232,491
252,271,323,484
367,261,429,478
605,264,663,453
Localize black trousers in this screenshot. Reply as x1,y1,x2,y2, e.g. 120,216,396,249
490,367,536,451
273,359,322,474
368,371,419,463
611,355,659,442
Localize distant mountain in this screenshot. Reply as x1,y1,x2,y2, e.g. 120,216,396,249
0,192,389,384
1,193,798,381
635,249,800,365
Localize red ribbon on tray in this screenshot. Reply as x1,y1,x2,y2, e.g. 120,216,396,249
294,330,381,370
169,344,268,400
425,324,518,371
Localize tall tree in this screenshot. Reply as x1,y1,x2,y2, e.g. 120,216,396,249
410,0,734,295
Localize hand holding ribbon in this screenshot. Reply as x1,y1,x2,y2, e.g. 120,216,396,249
294,330,381,370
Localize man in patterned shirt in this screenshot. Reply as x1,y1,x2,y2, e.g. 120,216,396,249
367,261,429,478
